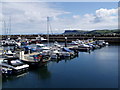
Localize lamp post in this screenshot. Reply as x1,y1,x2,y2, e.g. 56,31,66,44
93,36,95,41
65,37,67,47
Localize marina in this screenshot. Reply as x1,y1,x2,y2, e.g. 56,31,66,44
0,1,118,88
0,38,109,74
2,44,118,88
0,15,118,88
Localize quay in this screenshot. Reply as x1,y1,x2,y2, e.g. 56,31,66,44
1,34,120,43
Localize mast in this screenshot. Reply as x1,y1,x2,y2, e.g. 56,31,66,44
3,20,7,39
3,16,11,40
47,16,49,47
9,16,11,36
7,16,11,39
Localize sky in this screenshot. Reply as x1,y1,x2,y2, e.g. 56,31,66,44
0,1,118,34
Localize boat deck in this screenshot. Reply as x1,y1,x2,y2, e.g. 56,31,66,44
67,46,78,49
24,52,40,56
22,52,40,62
22,59,39,62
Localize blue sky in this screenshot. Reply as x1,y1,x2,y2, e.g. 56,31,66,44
52,2,118,14
50,2,118,18
1,2,118,34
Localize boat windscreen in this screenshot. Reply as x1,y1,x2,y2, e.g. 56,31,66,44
10,60,24,66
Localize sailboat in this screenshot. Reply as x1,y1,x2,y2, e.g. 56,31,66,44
20,17,52,67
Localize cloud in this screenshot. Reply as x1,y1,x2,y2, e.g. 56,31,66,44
96,8,117,17
1,2,118,34
1,2,70,34
94,8,117,23
73,15,80,19
83,8,118,23
79,8,118,30
3,2,70,21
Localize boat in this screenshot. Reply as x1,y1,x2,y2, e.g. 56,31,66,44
0,58,29,75
62,47,77,57
2,50,17,58
78,44,91,52
1,66,13,76
53,41,61,47
36,35,47,42
23,45,37,54
1,40,17,46
36,44,50,51
19,50,50,67
86,43,99,50
93,40,108,47
51,47,72,59
68,41,79,45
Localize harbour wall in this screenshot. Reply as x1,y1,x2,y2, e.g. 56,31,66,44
1,34,120,43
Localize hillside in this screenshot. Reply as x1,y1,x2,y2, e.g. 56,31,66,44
63,29,120,35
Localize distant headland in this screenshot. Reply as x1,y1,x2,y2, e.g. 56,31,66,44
63,29,120,35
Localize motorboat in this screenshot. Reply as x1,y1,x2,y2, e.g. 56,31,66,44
77,44,91,52
0,58,29,74
2,50,17,58
62,47,76,57
93,40,108,47
53,41,61,48
1,40,17,46
79,44,91,48
1,66,13,76
19,50,50,67
68,41,79,45
36,44,50,51
51,48,71,58
86,43,98,49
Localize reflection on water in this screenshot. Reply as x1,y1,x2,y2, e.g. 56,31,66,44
30,65,51,80
0,75,2,90
2,45,119,88
2,72,29,83
2,65,52,82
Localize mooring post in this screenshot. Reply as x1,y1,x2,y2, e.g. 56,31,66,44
65,37,67,47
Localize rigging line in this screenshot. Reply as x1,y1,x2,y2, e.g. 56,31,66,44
49,22,53,35
49,18,56,43
49,22,55,43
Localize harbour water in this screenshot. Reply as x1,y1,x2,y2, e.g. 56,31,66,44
2,44,118,88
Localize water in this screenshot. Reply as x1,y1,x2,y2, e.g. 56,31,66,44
2,45,118,88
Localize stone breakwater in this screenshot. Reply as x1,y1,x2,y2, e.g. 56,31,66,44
1,34,120,43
